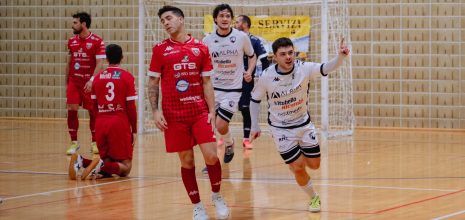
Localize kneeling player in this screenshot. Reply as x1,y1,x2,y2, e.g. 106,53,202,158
69,44,137,180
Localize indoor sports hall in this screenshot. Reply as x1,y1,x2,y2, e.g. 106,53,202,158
1,0,464,219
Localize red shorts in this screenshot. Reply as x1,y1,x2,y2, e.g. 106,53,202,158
95,115,133,160
164,114,215,153
66,79,93,110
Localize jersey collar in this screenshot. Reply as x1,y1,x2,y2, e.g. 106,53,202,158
215,28,233,38
275,64,295,75
169,34,193,45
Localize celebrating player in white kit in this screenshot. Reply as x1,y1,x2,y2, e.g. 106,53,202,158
249,37,350,212
203,3,256,164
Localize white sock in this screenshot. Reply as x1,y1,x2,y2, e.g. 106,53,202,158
300,179,317,198
222,131,233,146
214,129,221,140
194,201,204,208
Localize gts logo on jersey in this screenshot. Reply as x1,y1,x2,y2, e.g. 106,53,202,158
173,63,197,70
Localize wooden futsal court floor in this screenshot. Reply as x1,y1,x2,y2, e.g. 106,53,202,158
0,119,464,219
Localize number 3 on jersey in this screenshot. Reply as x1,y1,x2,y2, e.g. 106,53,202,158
105,82,115,101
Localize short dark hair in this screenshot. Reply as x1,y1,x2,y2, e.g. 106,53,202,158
106,44,123,65
238,15,251,28
272,37,294,54
213,4,234,24
72,12,91,28
158,5,184,18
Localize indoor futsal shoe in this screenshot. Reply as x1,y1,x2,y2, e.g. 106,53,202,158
90,142,99,154
69,153,83,180
212,193,230,219
66,141,80,155
81,158,103,180
308,194,321,212
223,142,235,163
192,202,210,220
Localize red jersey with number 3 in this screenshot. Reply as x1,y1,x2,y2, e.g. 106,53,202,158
148,36,213,122
91,66,137,117
68,33,106,83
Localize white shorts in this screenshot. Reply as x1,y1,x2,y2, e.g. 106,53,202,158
269,122,321,164
214,90,241,122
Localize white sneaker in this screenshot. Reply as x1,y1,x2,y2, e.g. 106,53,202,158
192,202,210,220
81,158,103,180
68,153,83,180
212,193,230,219
66,141,80,155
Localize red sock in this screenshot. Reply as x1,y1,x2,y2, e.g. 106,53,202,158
181,167,200,204
101,161,120,175
88,110,96,142
82,158,92,168
206,160,222,193
67,110,78,141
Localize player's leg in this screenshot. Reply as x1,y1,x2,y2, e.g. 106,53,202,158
66,81,81,155
83,116,134,179
68,153,93,180
239,80,253,149
240,106,252,149
179,149,210,220
165,120,209,220
288,155,320,212
298,123,322,212
82,91,98,154
215,91,240,163
270,126,320,212
193,114,230,219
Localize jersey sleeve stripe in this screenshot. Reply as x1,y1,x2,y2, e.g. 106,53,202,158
257,53,267,60
320,63,327,76
91,95,96,99
96,55,106,59
201,71,213,76
251,98,261,103
147,71,161,77
126,96,138,101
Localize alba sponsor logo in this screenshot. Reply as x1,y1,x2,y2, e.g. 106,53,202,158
173,62,196,70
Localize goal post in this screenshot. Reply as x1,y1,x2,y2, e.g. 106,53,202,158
138,0,354,138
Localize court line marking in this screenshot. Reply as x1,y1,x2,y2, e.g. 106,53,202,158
220,178,458,192
0,170,67,175
0,170,459,203
0,179,180,211
3,178,138,201
170,201,373,215
373,188,465,214
432,209,465,220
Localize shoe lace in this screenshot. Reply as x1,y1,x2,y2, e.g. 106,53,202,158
310,196,320,208
225,146,233,155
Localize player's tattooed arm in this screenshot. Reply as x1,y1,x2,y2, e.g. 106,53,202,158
148,77,160,111
148,76,168,131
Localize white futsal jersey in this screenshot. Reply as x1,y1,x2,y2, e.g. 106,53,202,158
251,60,325,128
203,28,254,91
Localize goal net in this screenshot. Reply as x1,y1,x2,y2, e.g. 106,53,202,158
141,0,354,138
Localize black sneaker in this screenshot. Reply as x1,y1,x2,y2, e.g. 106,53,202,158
223,143,235,163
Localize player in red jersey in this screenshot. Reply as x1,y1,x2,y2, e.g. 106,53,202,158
147,6,229,220
66,12,106,155
68,44,137,180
